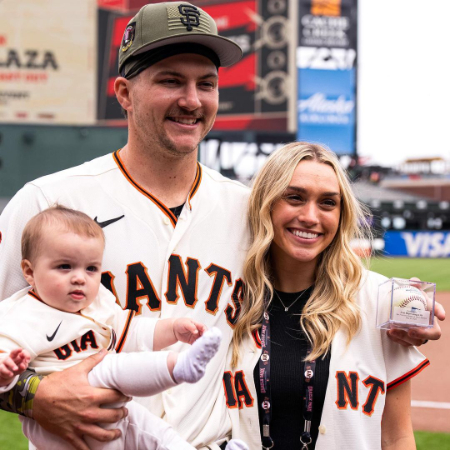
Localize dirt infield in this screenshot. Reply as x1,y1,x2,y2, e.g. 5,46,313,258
411,292,450,433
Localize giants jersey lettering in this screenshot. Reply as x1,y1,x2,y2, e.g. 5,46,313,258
102,254,243,326
0,152,250,449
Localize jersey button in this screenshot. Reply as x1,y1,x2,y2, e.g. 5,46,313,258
318,425,326,434
163,217,170,225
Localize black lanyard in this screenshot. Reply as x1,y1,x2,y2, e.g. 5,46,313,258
301,352,316,449
258,302,316,450
259,310,273,449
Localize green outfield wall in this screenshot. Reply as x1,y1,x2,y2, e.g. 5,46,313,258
0,125,128,198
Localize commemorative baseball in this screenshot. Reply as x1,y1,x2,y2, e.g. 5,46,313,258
391,286,428,311
376,278,436,330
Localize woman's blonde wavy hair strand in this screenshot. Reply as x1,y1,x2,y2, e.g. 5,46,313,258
231,142,371,367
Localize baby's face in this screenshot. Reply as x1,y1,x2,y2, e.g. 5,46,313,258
29,227,104,313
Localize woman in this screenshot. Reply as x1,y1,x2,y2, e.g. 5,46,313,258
228,142,428,449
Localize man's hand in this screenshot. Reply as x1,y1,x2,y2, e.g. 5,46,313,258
387,300,445,347
33,349,129,450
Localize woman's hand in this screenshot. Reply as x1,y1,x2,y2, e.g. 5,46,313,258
387,300,445,347
33,349,129,450
388,277,445,347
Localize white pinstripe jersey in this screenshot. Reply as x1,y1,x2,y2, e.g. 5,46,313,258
0,151,250,449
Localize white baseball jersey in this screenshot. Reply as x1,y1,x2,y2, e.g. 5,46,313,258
0,151,250,449
226,270,429,450
0,287,156,378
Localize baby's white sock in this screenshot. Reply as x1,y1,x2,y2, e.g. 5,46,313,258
226,439,249,450
172,327,222,384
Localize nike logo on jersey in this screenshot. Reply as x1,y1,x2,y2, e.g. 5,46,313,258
47,321,62,342
94,215,125,228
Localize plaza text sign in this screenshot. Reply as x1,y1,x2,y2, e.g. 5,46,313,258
384,231,450,258
0,0,97,124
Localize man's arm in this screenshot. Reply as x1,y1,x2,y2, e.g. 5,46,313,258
32,350,129,450
0,351,129,450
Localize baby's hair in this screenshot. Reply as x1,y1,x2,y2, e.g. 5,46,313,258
21,205,105,262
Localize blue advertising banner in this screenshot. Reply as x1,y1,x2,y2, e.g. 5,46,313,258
297,0,357,155
297,67,355,153
384,231,450,258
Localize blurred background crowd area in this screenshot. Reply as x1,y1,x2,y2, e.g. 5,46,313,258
1,0,450,253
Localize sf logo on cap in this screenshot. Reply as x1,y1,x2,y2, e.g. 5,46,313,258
121,23,135,52
178,4,200,31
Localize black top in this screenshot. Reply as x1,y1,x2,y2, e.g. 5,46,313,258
253,287,331,449
169,204,184,219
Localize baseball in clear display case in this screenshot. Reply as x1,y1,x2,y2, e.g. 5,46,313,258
377,278,436,330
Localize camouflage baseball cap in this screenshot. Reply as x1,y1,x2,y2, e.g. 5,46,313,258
118,2,242,75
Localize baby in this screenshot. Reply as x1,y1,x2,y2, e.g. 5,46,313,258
0,206,246,450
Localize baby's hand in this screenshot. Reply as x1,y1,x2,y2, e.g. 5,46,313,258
0,348,31,387
173,319,207,345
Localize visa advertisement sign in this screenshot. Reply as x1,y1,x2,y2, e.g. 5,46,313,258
297,67,355,154
384,231,450,257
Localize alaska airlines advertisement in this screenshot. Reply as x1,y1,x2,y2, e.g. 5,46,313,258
297,0,357,155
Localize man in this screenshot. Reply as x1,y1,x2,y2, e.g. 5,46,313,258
0,3,247,449
0,2,444,450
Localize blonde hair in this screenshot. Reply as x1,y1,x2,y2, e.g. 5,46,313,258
232,142,371,366
22,205,105,262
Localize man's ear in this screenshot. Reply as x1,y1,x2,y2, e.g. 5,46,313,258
21,260,35,287
115,77,132,113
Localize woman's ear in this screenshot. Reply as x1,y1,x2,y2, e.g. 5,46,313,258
21,259,35,287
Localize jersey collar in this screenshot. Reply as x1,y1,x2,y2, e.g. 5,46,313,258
112,150,202,228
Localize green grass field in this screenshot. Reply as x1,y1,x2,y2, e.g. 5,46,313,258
367,258,450,291
0,409,449,449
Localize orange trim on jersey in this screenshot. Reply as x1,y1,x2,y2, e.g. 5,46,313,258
115,310,135,353
28,289,43,302
252,328,262,349
187,163,202,209
387,359,430,391
112,151,177,228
